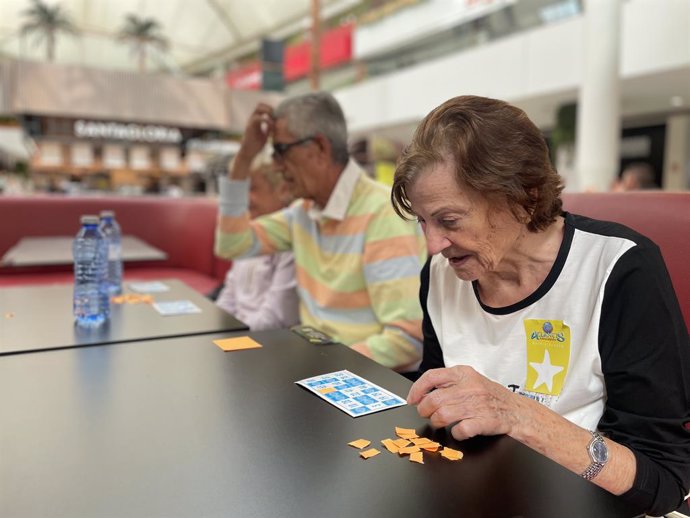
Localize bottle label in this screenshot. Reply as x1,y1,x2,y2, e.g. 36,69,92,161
108,243,121,260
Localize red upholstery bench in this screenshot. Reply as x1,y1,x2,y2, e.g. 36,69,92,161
562,191,689,329
0,195,231,294
1,192,687,328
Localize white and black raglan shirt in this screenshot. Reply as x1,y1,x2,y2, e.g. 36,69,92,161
419,212,690,516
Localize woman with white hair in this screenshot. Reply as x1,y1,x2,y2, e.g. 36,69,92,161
216,149,300,330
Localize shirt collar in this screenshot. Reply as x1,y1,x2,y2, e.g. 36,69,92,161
307,159,363,222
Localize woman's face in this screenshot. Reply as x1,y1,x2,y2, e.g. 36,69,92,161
249,169,287,219
407,161,526,282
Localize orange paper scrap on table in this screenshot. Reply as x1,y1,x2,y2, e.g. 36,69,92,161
395,426,418,439
381,438,400,453
409,451,424,464
348,439,371,449
213,336,263,352
441,447,464,461
398,445,421,456
360,448,380,459
111,294,154,305
392,438,411,449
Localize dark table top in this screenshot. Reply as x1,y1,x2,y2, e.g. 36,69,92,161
0,279,248,355
1,234,168,267
0,329,642,518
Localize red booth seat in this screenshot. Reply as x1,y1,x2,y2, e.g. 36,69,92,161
0,195,231,295
0,191,688,328
562,191,689,329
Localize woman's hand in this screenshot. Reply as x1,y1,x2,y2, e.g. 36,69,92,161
407,365,526,440
409,366,637,498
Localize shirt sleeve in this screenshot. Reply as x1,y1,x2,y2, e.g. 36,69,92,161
360,207,427,371
597,242,690,516
215,266,238,316
215,176,293,260
419,256,446,373
242,252,301,331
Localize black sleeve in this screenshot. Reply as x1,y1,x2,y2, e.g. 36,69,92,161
419,257,446,374
597,242,690,516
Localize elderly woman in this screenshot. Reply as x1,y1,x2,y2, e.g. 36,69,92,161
392,95,689,516
215,150,300,330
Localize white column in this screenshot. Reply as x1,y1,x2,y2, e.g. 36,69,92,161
575,0,622,192
663,114,690,191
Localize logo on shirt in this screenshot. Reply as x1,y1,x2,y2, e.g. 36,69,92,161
528,320,566,343
523,319,571,397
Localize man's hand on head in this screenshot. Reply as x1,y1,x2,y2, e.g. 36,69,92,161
230,103,275,180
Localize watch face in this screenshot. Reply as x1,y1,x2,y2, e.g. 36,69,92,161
592,439,609,463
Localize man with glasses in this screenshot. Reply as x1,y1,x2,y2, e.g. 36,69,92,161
215,92,426,372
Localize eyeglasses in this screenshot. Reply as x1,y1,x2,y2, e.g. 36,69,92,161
272,136,315,161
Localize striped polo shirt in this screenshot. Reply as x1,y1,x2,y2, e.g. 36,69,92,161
215,160,426,370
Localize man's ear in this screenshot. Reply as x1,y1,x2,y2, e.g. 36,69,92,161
312,134,332,159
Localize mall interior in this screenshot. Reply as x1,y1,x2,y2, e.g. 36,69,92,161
1,2,689,518
0,0,688,196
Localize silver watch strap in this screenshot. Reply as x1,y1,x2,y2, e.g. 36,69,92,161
581,431,607,481
581,461,605,481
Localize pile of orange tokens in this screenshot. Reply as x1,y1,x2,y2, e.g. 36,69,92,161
111,294,154,305
348,426,463,464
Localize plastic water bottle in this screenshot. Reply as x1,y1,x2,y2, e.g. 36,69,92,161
73,215,109,327
99,210,123,295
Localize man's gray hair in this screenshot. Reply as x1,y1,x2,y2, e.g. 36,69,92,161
274,91,350,165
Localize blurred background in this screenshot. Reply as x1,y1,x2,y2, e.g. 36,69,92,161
0,0,688,196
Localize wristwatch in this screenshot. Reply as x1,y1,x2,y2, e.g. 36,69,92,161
581,430,609,480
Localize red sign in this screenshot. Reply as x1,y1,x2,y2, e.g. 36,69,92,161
226,61,262,90
285,23,353,81
225,23,353,89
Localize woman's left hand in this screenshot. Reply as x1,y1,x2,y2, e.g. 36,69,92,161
407,365,526,441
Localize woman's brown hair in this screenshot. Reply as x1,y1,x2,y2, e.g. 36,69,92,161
392,95,564,232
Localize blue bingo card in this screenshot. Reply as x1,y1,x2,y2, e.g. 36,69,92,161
296,370,406,417
152,300,202,316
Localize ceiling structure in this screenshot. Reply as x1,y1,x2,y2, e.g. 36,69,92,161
2,0,688,147
0,0,360,74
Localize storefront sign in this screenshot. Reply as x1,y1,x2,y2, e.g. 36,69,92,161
74,120,182,144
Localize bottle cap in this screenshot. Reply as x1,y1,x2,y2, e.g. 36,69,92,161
100,210,115,218
80,215,100,225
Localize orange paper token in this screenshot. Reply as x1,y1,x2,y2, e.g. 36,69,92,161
392,438,411,448
441,447,464,461
348,439,371,449
213,337,263,351
409,451,424,464
360,448,380,459
381,438,400,453
111,294,154,305
398,445,421,456
395,426,418,439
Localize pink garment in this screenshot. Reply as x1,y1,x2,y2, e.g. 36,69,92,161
215,252,300,330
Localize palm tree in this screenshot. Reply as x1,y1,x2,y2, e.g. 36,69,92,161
119,14,169,73
20,0,79,62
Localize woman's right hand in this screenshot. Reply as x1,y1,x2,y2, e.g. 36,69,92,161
407,365,525,441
